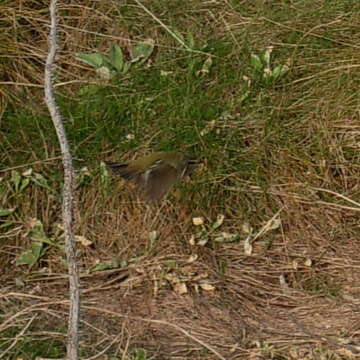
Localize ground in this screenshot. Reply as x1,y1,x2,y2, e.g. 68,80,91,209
1,0,360,359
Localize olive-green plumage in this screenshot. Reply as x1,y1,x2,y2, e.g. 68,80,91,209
105,152,200,202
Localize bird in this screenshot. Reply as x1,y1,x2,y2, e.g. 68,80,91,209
105,151,201,202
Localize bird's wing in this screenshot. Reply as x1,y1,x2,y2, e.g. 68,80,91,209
145,163,179,202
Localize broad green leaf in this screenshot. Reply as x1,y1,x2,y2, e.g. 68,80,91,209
272,64,288,81
133,349,147,360
250,54,263,71
16,219,57,267
92,260,119,272
29,219,55,246
99,54,114,69
211,214,224,231
131,39,154,64
214,232,240,243
16,241,43,267
19,177,30,192
31,173,52,192
0,208,15,217
75,52,104,68
31,239,44,258
110,44,124,72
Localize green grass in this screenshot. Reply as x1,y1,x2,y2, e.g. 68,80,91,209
0,329,65,360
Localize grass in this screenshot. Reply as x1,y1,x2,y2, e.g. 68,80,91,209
1,0,360,359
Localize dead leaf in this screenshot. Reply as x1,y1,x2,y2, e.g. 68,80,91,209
244,235,252,255
187,254,198,263
199,281,215,291
197,238,208,246
174,282,188,294
189,235,196,246
192,217,204,226
304,258,312,267
242,222,252,234
75,235,92,247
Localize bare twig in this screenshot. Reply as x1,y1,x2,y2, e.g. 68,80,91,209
0,156,62,172
311,186,360,208
44,0,80,359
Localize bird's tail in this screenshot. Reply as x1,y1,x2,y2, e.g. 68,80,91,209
104,161,134,180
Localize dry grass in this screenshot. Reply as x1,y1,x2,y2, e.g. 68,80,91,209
2,0,360,359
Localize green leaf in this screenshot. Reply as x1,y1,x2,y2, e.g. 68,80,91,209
11,171,21,192
272,64,289,81
214,232,240,243
131,39,155,64
250,54,263,71
100,161,111,189
0,208,15,217
186,32,195,49
31,173,52,192
16,219,56,267
16,241,44,267
31,240,44,258
92,260,120,272
210,214,224,231
19,177,30,192
133,349,147,360
109,44,124,72
75,52,104,68
29,219,55,246
122,61,131,74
